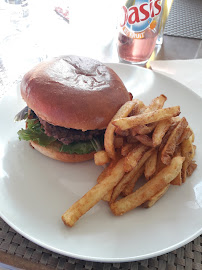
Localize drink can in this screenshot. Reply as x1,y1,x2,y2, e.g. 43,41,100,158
117,0,171,65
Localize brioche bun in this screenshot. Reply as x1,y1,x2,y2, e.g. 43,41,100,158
20,55,130,162
21,55,130,131
30,141,95,163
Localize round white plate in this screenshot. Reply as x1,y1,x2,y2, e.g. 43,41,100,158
0,63,202,263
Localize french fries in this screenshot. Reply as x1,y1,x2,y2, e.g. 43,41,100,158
121,143,133,156
178,127,193,144
144,149,157,180
62,95,197,227
123,148,154,196
161,117,188,165
171,145,182,185
124,143,148,172
130,95,167,136
145,94,167,112
110,165,144,203
110,157,185,216
135,134,154,147
143,185,170,208
62,158,125,227
181,137,195,161
104,99,139,159
152,119,172,147
181,137,196,183
112,106,180,130
131,123,157,135
114,136,124,148
97,156,120,201
94,150,110,166
187,161,197,177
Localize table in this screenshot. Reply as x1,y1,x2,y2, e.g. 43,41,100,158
0,0,202,269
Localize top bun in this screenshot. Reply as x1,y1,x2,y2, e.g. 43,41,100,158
21,55,130,131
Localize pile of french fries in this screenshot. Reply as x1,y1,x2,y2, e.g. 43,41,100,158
62,95,197,227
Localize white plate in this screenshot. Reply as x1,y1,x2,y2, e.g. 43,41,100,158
0,63,202,263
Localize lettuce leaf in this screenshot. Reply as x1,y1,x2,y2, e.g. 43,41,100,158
60,140,95,154
18,118,56,147
17,113,103,154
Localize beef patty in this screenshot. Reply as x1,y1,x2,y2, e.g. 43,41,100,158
39,117,105,145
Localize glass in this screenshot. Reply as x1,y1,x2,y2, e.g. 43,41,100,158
117,0,174,65
156,0,174,44
3,0,29,31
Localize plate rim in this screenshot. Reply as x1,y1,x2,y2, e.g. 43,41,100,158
1,211,202,263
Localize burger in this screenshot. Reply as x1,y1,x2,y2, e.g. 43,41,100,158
16,55,130,162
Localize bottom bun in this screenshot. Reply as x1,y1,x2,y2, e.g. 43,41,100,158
30,141,95,163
